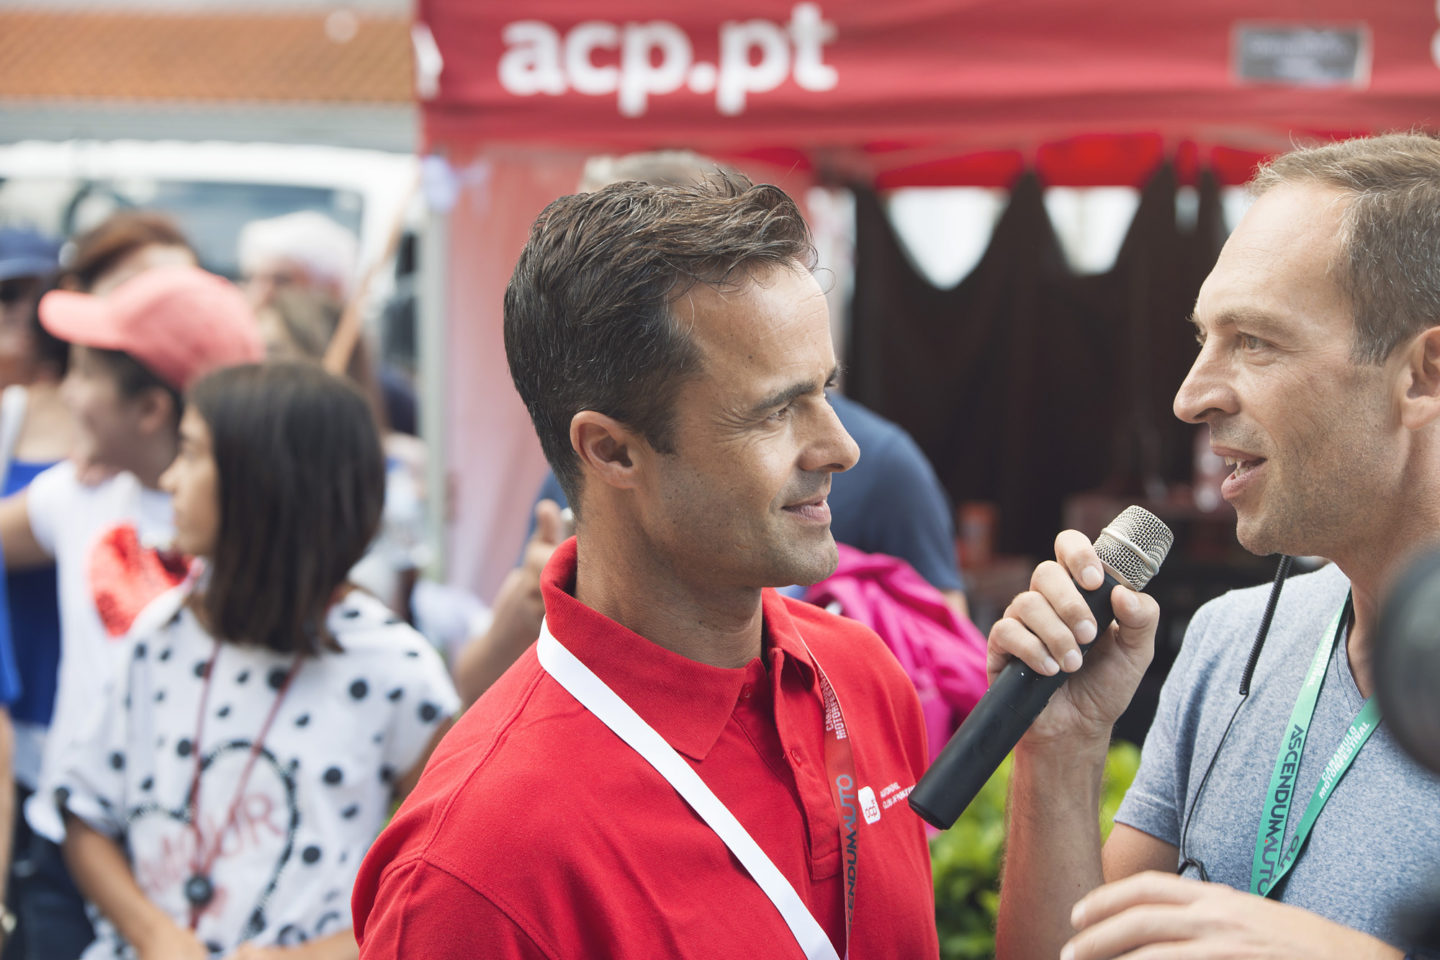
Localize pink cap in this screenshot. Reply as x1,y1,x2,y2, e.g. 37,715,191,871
39,265,263,391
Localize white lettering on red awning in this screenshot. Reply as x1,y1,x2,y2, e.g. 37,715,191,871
498,3,838,117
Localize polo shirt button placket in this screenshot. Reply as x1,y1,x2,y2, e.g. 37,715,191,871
789,747,803,765
739,683,753,700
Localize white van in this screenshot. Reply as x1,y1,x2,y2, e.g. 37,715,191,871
0,139,416,282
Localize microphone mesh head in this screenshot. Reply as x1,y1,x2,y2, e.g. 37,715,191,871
1094,506,1174,590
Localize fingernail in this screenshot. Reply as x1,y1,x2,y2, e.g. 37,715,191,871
1062,649,1084,672
1060,944,1075,960
1071,900,1086,926
1082,565,1103,589
1075,619,1097,644
1042,656,1060,675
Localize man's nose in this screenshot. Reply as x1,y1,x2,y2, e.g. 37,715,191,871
810,400,859,474
1173,345,1234,424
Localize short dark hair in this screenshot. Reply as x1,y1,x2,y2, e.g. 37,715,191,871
89,347,182,428
503,172,815,505
188,362,385,656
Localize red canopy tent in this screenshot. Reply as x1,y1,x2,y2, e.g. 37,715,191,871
412,0,1440,599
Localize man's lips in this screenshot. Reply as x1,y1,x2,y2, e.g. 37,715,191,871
1213,446,1266,477
1213,446,1267,499
782,495,831,523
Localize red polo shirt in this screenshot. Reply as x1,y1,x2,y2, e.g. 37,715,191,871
354,539,938,959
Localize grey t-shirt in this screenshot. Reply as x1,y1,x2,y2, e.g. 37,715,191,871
1116,563,1440,948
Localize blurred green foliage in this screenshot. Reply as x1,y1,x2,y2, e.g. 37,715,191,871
930,741,1142,960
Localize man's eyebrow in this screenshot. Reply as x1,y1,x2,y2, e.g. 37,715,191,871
746,366,841,417
1189,309,1287,333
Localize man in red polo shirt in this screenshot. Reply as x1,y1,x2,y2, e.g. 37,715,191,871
353,174,939,958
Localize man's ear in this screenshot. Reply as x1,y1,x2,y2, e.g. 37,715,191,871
135,387,179,437
570,411,644,491
1401,326,1440,430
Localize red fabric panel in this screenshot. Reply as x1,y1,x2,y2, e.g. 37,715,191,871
1036,134,1166,188
417,0,1440,185
872,149,1026,190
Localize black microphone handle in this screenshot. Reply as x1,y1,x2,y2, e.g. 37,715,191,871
908,570,1122,830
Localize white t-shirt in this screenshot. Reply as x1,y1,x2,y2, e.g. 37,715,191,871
57,584,459,959
25,461,175,840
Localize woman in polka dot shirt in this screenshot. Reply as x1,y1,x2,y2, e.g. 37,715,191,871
54,363,458,960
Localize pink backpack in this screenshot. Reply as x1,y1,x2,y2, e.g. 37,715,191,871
805,543,989,761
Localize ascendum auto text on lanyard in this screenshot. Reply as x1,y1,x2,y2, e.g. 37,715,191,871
537,619,856,960
1250,595,1381,897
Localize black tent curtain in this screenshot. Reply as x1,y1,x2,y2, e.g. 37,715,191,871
847,164,1228,562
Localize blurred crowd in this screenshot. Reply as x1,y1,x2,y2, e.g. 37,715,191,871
0,206,467,960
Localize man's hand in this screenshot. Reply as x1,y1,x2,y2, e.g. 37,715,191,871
452,499,571,705
987,530,1160,746
1064,872,1404,960
515,499,569,622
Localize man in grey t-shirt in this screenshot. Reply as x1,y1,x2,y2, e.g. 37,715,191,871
988,133,1440,960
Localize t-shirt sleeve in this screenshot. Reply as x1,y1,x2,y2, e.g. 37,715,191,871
853,431,964,593
50,647,134,838
24,460,75,559
381,635,460,779
1113,600,1218,846
356,859,553,960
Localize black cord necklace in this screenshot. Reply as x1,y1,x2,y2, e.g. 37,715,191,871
183,640,305,928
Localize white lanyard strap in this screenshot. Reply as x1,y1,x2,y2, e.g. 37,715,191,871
537,621,841,960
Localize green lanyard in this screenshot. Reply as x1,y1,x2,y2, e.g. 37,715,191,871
1250,596,1381,897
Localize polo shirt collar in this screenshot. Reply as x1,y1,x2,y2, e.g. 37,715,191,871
540,538,820,762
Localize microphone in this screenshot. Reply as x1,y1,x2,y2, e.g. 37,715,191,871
908,506,1174,830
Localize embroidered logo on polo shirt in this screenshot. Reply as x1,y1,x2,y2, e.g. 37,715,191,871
879,780,916,811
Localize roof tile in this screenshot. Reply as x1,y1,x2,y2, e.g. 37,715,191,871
0,11,412,104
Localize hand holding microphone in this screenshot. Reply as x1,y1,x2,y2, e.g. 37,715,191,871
910,507,1171,829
